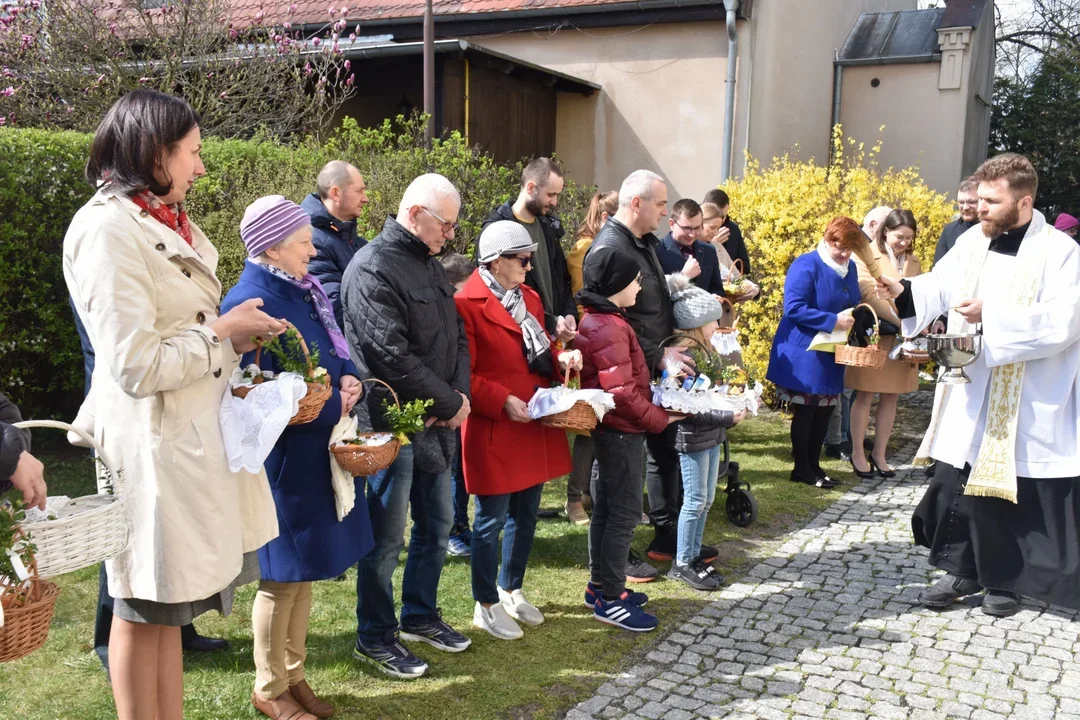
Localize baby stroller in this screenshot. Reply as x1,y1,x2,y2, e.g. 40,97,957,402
720,437,757,527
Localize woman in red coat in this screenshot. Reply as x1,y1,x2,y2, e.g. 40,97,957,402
456,221,580,641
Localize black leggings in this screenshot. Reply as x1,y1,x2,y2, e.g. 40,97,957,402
790,404,834,481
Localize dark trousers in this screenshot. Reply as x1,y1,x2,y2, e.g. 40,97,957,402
645,426,681,529
470,484,544,604
790,404,834,481
450,439,469,529
589,429,646,600
567,434,595,503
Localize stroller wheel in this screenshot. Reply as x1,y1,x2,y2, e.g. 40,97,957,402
726,487,757,527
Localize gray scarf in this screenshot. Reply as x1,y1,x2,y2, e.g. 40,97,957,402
478,266,551,363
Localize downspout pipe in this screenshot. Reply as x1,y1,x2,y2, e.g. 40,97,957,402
830,54,843,165
720,0,739,183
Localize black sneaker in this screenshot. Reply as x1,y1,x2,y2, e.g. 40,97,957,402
400,609,471,653
693,557,725,585
645,528,676,562
626,549,659,583
982,589,1021,617
353,631,428,679
919,574,982,609
668,560,722,591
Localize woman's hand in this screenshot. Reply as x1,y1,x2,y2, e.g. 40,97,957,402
555,315,578,344
666,413,687,425
558,350,583,372
504,395,531,423
834,312,855,333
340,376,362,416
10,450,46,511
213,298,287,350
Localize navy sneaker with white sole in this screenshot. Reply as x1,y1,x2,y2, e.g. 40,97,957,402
593,594,659,632
353,632,428,679
400,609,472,652
584,582,648,609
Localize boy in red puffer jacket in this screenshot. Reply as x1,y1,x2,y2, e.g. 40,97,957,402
575,246,682,632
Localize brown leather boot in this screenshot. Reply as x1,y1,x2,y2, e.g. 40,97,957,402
289,679,336,719
251,690,318,720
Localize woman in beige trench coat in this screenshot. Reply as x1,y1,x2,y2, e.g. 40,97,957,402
845,209,922,479
63,90,284,720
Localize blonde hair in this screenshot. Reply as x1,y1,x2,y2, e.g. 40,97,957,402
700,202,723,222
673,326,715,354
577,190,619,241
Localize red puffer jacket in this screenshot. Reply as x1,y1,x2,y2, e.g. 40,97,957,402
577,305,669,435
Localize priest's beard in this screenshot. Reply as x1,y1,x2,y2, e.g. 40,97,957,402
981,203,1021,239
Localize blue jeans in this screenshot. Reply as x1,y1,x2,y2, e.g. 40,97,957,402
676,446,722,565
450,439,469,529
355,444,453,644
470,483,544,604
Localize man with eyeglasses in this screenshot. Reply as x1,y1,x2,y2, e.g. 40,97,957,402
655,198,726,295
483,157,578,345
341,173,474,679
934,176,980,266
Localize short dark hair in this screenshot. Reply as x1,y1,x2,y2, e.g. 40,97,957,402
86,89,201,197
671,198,703,222
874,209,918,254
439,252,475,285
703,188,729,208
974,153,1038,201
521,157,564,189
957,176,978,194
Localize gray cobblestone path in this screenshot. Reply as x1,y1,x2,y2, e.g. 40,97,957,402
567,434,1080,720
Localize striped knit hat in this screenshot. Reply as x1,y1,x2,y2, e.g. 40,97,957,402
240,195,311,257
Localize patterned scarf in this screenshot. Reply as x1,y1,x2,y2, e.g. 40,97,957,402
253,260,351,360
130,190,193,247
478,266,551,366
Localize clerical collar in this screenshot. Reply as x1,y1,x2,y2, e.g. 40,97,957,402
988,220,1031,257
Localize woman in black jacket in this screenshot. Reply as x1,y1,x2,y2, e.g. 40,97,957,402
0,391,46,509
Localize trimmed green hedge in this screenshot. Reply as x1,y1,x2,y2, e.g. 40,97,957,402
0,117,592,418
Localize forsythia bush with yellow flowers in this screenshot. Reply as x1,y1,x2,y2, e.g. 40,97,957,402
722,128,956,398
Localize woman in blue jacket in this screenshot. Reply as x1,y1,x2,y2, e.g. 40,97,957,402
767,216,862,490
222,196,373,720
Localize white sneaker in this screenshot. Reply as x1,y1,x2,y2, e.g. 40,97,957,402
473,602,523,640
498,587,545,626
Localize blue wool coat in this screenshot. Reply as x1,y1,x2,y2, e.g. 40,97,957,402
766,251,861,397
222,261,374,583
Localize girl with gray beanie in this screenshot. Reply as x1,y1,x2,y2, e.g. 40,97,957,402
664,273,746,591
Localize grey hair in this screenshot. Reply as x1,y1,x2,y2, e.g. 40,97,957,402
862,205,892,232
398,173,461,218
619,170,665,208
254,224,308,263
316,160,359,199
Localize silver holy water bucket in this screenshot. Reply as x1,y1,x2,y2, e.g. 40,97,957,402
927,333,983,384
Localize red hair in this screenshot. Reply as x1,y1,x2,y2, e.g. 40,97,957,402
823,216,864,250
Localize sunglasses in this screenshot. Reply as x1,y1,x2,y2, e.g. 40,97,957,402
503,253,534,268
421,206,460,234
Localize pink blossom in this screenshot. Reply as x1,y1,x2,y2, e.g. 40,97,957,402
2,68,13,78
289,3,297,13
349,33,356,42
344,60,351,71
229,28,238,39
283,21,291,30
328,6,336,17
0,117,6,126
346,73,355,87
0,86,15,97
312,37,321,46
67,107,74,113
254,10,264,22
220,91,228,99
138,77,150,84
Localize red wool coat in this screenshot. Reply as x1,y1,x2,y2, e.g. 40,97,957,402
455,271,572,496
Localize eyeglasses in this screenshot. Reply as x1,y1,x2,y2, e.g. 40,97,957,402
957,200,978,207
421,206,460,234
505,253,533,269
673,221,703,235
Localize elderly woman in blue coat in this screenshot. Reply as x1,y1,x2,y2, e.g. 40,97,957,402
766,216,862,490
222,196,374,720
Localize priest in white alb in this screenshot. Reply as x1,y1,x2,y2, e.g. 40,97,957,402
877,153,1080,618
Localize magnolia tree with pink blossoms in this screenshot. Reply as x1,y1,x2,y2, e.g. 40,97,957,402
0,0,357,138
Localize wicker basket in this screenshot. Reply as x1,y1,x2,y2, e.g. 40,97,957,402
835,303,887,369
541,368,599,432
231,324,332,426
331,378,402,476
0,524,61,663
899,337,930,364
716,296,739,335
14,420,128,579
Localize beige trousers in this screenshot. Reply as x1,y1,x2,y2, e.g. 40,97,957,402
252,580,313,700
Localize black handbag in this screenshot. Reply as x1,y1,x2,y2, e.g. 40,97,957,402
878,318,900,336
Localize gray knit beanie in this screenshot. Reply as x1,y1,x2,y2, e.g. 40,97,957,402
667,273,725,329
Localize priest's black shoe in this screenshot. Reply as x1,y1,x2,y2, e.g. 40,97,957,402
919,574,982,609
849,459,875,479
790,470,837,489
181,625,230,652
982,589,1022,617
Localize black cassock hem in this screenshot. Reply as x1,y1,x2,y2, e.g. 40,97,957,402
913,461,1080,610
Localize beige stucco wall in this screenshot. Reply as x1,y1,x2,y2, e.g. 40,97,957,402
469,21,752,203
961,2,996,178
744,0,917,169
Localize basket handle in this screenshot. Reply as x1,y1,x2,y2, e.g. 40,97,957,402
729,258,744,279
360,377,401,411
1,522,43,597
852,302,881,347
14,420,121,496
652,334,715,374
249,321,312,368
560,365,581,387
716,295,740,331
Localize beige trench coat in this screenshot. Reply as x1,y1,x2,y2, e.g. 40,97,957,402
63,191,278,604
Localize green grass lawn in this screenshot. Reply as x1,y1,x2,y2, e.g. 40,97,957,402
0,412,853,720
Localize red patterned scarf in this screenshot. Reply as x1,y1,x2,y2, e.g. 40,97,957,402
130,190,193,247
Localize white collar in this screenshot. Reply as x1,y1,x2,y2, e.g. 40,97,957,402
816,240,849,278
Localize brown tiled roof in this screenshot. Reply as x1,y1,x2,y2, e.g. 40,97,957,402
228,0,645,28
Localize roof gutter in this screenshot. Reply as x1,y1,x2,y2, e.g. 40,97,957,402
720,0,739,183
835,53,941,67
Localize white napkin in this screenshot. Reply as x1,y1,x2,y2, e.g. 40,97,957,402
329,415,359,522
21,496,71,524
527,386,615,422
711,329,743,357
219,371,307,473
